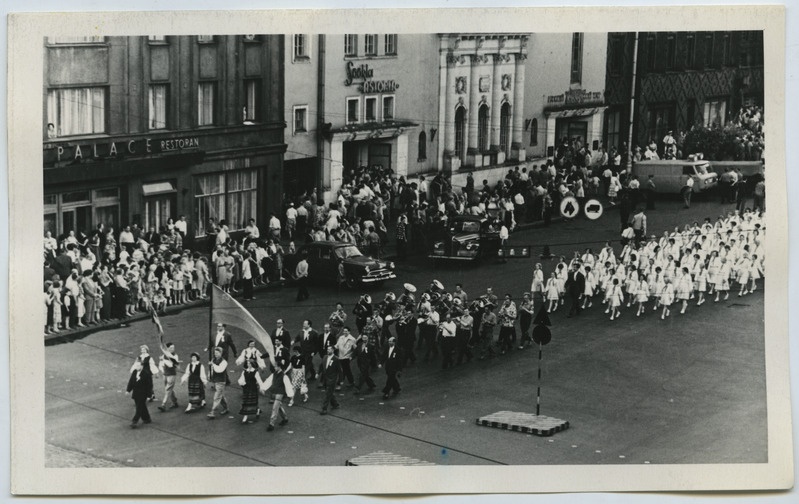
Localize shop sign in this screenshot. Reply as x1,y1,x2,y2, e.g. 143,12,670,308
546,89,604,107
45,135,200,164
345,61,400,93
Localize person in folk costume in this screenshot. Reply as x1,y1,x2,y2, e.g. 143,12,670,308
127,345,159,428
581,265,595,309
261,337,293,430
693,260,709,306
207,346,231,419
660,277,675,320
608,278,623,321
518,292,535,349
635,271,650,317
288,345,309,406
157,342,180,412
544,272,560,313
715,257,732,302
530,263,545,303
237,357,264,424
180,352,208,413
236,339,267,370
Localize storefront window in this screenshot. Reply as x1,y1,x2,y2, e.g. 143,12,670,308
703,99,727,127
43,188,119,237
226,170,257,230
47,87,106,137
194,173,225,235
194,170,257,236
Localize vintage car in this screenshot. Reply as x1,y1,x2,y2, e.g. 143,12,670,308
429,215,502,261
284,241,396,288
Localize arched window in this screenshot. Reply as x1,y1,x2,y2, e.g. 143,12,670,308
477,104,490,152
499,102,511,152
454,106,466,159
530,118,538,146
418,130,427,161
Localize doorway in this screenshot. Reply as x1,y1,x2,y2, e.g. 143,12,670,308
368,143,391,172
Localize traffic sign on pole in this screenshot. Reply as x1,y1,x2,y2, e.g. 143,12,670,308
584,198,604,220
559,196,579,219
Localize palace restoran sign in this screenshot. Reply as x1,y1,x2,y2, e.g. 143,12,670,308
44,135,200,164
344,61,399,93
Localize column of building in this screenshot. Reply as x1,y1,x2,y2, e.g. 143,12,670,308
443,55,459,171
489,54,503,163
466,54,482,167
511,52,527,162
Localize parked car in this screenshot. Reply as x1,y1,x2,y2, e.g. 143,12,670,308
631,159,718,194
283,241,396,288
429,215,502,261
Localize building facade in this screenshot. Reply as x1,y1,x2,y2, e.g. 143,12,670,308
524,32,608,159
43,35,285,245
604,30,764,154
437,34,529,172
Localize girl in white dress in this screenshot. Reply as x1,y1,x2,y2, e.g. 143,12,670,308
608,278,623,321
676,267,692,314
530,263,545,301
694,261,709,306
581,248,595,270
555,261,568,306
581,266,595,309
748,254,764,293
601,265,615,308
707,250,722,294
635,272,650,317
544,272,560,313
736,253,752,297
649,266,664,310
624,266,639,308
660,278,674,320
715,258,731,302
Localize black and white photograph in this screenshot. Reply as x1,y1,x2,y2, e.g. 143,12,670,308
6,4,793,497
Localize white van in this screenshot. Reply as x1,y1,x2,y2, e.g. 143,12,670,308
631,160,718,194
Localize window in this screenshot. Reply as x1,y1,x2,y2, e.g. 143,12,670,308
703,99,727,127
647,104,675,146
148,35,167,42
46,87,106,137
48,36,104,44
605,110,620,152
344,34,358,57
687,99,697,127
665,33,676,70
646,35,657,71
43,188,119,237
529,118,538,146
477,104,490,152
293,105,308,134
454,106,466,159
570,33,584,84
418,131,427,161
704,33,714,67
244,79,260,122
722,33,732,66
293,34,309,60
197,82,216,126
346,97,360,124
685,34,696,69
499,103,511,152
197,35,214,43
365,96,378,122
194,170,257,235
384,34,397,55
364,34,378,56
148,84,168,130
382,95,395,121
609,35,624,76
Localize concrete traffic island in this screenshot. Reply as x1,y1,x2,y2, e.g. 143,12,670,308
346,450,435,466
476,411,569,437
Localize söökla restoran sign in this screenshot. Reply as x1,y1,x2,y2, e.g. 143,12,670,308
344,61,399,93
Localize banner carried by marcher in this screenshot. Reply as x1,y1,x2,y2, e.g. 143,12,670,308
211,284,275,363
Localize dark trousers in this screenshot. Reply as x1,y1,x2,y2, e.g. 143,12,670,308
568,293,581,316
498,326,515,352
339,359,354,385
519,313,532,346
422,326,439,360
455,328,473,364
398,323,416,365
441,337,456,369
132,396,151,424
356,364,376,390
397,239,407,260
382,371,400,396
303,353,316,380
296,277,309,301
243,278,254,299
322,383,339,411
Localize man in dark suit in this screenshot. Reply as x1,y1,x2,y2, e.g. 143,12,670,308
381,337,403,399
354,334,377,394
143,226,160,248
297,319,318,382
565,263,586,318
272,319,291,349
210,322,238,361
319,344,341,415
316,323,336,384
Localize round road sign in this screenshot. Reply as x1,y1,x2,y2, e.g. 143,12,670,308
532,325,552,345
584,198,604,220
559,196,579,219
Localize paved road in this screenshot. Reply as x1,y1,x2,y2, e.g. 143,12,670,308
45,197,766,467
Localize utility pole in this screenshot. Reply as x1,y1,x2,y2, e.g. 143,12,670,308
626,32,639,173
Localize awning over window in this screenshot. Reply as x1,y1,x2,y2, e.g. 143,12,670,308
142,181,176,196
545,106,608,119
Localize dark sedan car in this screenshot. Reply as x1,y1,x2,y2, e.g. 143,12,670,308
429,215,502,261
284,241,396,288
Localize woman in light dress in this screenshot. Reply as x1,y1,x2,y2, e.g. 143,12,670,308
675,267,693,314
544,272,560,313
607,278,623,321
660,277,674,320
530,263,545,302
635,272,649,317
581,265,595,309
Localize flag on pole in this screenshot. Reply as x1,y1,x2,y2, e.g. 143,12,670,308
211,284,275,362
150,308,169,355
